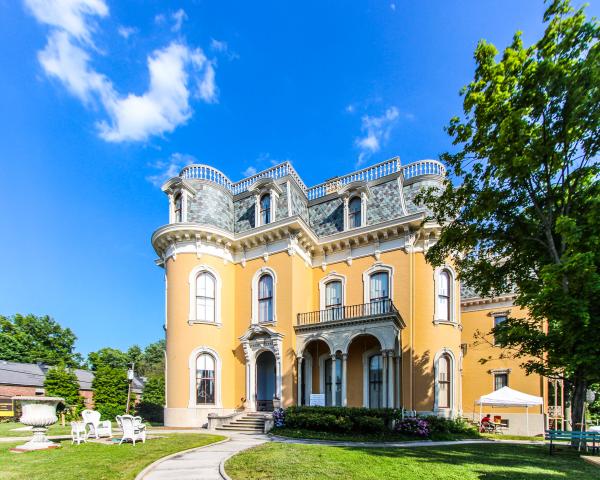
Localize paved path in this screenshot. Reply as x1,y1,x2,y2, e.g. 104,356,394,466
137,432,268,480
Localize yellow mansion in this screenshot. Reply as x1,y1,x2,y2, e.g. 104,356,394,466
151,158,554,435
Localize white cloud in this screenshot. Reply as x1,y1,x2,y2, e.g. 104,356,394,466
117,25,137,39
345,104,355,113
210,38,227,52
154,13,165,24
390,3,396,11
146,153,196,187
171,8,187,32
242,166,257,177
24,0,108,43
25,0,218,143
354,106,399,166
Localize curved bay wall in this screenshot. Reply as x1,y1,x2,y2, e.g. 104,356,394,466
187,180,234,232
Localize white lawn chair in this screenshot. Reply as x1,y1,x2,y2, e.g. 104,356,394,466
117,415,146,445
82,409,112,439
71,421,87,445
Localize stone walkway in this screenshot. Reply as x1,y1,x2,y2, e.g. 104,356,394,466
136,432,268,480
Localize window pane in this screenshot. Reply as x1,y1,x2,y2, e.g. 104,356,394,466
369,355,383,408
439,271,450,295
260,194,271,224
438,297,449,321
259,275,273,299
349,197,362,228
438,355,451,408
495,373,508,390
326,281,342,307
196,354,216,404
370,272,389,300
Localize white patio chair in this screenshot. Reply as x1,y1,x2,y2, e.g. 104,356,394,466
71,421,87,445
82,409,113,439
118,414,146,445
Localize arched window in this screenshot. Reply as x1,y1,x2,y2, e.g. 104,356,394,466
260,193,271,225
437,354,451,408
258,274,274,323
196,272,216,322
349,196,362,228
368,354,383,408
369,271,389,314
325,280,342,320
174,193,183,222
196,353,215,405
437,270,451,321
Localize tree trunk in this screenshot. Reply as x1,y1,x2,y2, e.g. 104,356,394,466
570,375,587,445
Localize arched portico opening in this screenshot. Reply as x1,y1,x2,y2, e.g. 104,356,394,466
297,339,332,406
256,350,277,411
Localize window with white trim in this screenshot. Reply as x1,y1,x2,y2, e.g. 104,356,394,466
437,354,451,408
260,193,271,225
195,272,216,322
369,271,389,314
174,193,183,222
348,196,362,228
437,270,452,322
325,280,343,320
494,372,508,390
258,273,274,323
493,315,507,345
196,353,215,405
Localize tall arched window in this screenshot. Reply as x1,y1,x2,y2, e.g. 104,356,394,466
369,271,389,314
174,193,183,222
368,354,383,408
258,274,274,323
324,357,342,406
260,193,271,225
325,280,342,320
349,196,362,228
196,272,216,322
437,270,451,321
437,354,451,408
196,353,215,404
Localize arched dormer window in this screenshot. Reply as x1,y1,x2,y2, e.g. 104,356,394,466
260,194,271,225
348,196,362,228
258,273,274,323
174,193,183,222
196,272,216,322
196,353,216,405
437,353,451,409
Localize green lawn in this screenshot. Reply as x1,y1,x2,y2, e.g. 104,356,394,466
2,433,225,480
225,442,598,480
0,422,72,437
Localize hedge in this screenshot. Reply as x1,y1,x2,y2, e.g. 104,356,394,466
283,406,401,433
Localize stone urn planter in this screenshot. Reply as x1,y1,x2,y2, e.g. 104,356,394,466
11,396,64,452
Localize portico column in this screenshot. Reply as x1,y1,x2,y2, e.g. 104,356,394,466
342,353,348,407
395,354,401,408
387,351,394,408
248,359,256,411
382,352,388,408
297,356,304,406
275,355,282,401
330,354,337,406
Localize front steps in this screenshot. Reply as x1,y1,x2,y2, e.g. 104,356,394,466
215,413,266,433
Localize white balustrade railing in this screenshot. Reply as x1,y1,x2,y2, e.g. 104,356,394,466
179,158,445,200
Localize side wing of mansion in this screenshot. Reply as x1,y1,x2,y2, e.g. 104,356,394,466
152,157,559,435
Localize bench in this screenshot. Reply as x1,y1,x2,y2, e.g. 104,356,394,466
545,430,600,455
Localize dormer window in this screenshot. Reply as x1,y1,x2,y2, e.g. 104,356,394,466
348,196,362,228
174,193,183,222
260,194,271,225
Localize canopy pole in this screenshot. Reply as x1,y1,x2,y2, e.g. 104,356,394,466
526,406,529,436
479,402,482,427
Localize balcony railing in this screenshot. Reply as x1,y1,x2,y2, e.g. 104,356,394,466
296,299,400,327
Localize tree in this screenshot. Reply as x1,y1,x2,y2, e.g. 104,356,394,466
43,364,85,419
137,340,166,378
92,366,128,420
136,376,165,423
0,314,82,367
420,0,599,430
87,347,130,371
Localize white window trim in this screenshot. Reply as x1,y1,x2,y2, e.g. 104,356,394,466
362,347,383,408
169,189,192,223
188,265,222,325
251,267,278,325
343,192,368,231
433,265,458,325
188,346,222,408
254,190,279,227
433,348,456,412
318,272,347,311
362,263,395,304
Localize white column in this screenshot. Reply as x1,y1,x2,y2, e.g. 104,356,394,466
343,196,349,230
382,352,388,408
342,353,348,407
297,357,303,406
395,354,401,408
330,354,337,407
276,356,282,401
248,360,256,411
387,351,394,408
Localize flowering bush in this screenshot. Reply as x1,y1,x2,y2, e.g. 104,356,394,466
395,417,430,437
273,407,285,427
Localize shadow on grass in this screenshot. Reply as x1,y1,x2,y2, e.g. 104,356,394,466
345,443,594,480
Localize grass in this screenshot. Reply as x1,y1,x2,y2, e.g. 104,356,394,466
0,422,72,437
1,433,225,480
225,442,598,480
270,427,480,443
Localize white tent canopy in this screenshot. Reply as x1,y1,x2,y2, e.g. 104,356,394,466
475,386,543,436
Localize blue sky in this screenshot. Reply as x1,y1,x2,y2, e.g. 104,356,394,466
1,1,597,357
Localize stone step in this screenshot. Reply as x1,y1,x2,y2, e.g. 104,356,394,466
231,418,264,424
215,425,263,432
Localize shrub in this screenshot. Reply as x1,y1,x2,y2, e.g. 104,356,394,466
395,417,430,437
92,366,128,420
43,364,85,420
282,406,399,434
136,376,164,423
273,408,285,427
421,415,476,435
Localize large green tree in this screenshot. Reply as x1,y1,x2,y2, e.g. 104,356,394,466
421,0,599,429
87,340,165,377
0,314,82,367
92,365,128,420
43,364,85,419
